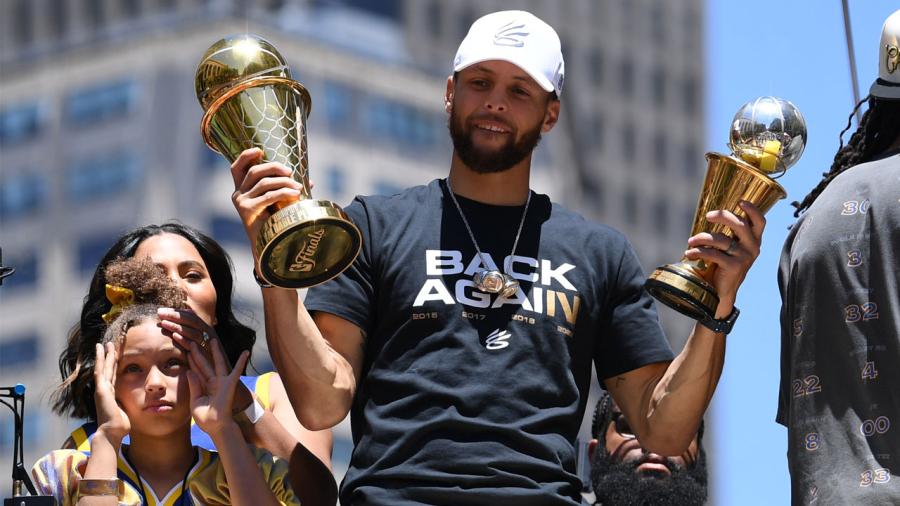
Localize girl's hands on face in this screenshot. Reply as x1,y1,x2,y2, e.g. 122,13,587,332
159,308,254,412
93,342,131,443
186,338,249,436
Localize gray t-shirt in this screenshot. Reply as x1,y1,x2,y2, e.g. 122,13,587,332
305,179,674,505
777,151,900,504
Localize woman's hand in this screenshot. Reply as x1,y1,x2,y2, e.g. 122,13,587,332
157,308,218,360
93,342,130,444
159,308,254,412
186,338,249,438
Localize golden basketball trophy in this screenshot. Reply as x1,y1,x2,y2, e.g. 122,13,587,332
646,96,806,321
196,35,361,288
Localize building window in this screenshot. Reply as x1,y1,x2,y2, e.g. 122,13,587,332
363,96,443,152
77,233,120,274
618,59,634,100
49,0,68,36
66,152,143,203
458,7,477,40
684,5,699,52
427,1,442,37
0,333,39,370
651,68,665,108
0,250,38,290
87,0,105,28
0,103,44,146
0,410,43,450
13,0,33,45
621,123,636,164
199,141,226,172
653,200,669,235
0,174,47,219
682,75,700,116
683,143,702,177
684,207,698,234
619,0,634,35
326,166,346,197
209,215,246,246
585,112,603,153
653,132,667,172
314,0,401,20
122,0,141,18
623,186,639,226
650,4,666,44
65,79,138,127
590,49,604,87
323,81,355,133
372,179,403,196
581,174,605,215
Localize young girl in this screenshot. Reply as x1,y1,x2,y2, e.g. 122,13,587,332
33,257,299,505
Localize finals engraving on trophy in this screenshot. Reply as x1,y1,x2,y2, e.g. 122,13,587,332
290,229,326,273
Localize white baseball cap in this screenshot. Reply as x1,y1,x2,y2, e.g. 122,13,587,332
870,9,900,100
453,10,565,97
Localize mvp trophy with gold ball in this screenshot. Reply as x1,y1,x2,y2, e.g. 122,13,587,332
645,96,806,321
196,35,361,288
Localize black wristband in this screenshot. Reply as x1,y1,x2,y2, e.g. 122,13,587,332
698,306,740,335
253,266,274,288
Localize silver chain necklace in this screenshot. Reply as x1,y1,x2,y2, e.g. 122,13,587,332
445,178,531,298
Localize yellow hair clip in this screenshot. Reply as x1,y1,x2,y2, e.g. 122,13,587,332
101,284,135,324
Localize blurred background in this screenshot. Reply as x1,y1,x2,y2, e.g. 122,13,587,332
0,1,894,503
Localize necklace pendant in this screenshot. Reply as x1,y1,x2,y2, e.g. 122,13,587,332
499,275,519,298
473,270,505,294
473,270,520,298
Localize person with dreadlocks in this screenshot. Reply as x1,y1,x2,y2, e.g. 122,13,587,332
586,390,707,506
33,257,300,505
777,9,900,504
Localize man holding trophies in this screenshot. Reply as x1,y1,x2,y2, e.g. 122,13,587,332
226,10,768,504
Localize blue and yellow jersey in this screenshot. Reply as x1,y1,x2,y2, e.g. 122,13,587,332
31,443,298,505
67,373,275,452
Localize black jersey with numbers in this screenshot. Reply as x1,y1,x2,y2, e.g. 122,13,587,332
304,178,673,505
777,151,900,504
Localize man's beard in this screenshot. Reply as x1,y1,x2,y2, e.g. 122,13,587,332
590,451,707,506
448,108,542,174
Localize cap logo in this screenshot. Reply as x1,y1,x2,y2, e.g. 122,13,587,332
493,21,529,47
555,62,564,92
886,44,899,74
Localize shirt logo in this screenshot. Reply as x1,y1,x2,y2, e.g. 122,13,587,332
485,328,512,350
494,21,529,47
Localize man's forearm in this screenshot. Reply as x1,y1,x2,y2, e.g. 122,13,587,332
261,288,355,430
644,323,726,455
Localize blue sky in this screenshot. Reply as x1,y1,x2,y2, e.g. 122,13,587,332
707,2,897,504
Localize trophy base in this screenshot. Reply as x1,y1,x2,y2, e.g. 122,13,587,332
256,199,362,289
645,263,719,322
